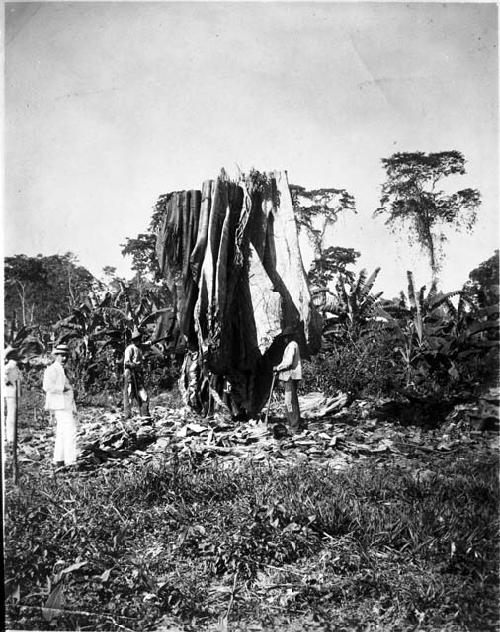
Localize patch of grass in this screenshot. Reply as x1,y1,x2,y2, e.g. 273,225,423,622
4,452,499,631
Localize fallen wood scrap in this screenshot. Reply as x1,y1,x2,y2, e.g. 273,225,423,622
299,391,349,419
11,395,498,478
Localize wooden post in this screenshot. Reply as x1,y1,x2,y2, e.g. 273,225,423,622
265,373,277,427
12,381,19,484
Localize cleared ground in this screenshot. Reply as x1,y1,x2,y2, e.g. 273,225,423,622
4,391,499,632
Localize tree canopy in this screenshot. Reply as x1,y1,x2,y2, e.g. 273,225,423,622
465,250,499,307
291,185,357,293
120,193,173,280
375,151,481,283
291,185,356,258
120,233,160,280
307,246,361,289
4,253,97,327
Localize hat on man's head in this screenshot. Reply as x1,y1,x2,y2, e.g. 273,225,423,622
52,343,70,356
131,327,142,340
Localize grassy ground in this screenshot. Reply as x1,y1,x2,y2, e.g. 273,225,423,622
4,395,499,632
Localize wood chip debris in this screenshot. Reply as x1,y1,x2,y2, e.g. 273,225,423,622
8,394,497,475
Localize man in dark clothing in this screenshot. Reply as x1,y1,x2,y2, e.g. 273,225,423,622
123,329,150,418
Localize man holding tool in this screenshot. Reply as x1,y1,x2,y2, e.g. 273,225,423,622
273,326,305,435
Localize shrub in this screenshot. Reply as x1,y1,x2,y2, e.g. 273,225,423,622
302,327,398,399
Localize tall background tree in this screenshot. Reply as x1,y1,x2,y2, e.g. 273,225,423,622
120,193,169,282
291,185,356,260
374,151,481,284
291,185,357,311
120,233,159,281
4,253,97,328
4,255,46,327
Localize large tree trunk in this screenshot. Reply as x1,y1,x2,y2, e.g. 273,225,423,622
155,170,322,417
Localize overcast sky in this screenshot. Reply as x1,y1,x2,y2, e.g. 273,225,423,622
5,1,498,296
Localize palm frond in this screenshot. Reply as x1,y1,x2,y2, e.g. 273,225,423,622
139,308,174,328
354,269,368,296
417,285,426,314
429,290,463,312
406,271,417,311
443,297,457,318
427,279,439,302
362,267,381,298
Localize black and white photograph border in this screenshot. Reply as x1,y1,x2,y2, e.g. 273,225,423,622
3,2,499,631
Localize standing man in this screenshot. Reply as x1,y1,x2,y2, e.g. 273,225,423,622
123,328,150,419
273,326,305,435
4,347,21,445
43,343,79,468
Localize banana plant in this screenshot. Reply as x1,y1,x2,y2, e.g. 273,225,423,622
333,267,383,336
53,295,113,396
376,273,452,383
96,282,173,354
4,324,47,362
62,287,165,344
376,271,498,387
54,286,170,398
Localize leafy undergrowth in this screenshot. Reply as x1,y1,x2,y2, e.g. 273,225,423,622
4,444,499,631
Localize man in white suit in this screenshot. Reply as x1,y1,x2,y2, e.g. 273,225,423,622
43,343,78,468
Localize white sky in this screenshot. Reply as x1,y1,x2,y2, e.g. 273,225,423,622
4,1,499,297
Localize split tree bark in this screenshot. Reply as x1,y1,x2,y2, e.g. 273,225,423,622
155,169,322,417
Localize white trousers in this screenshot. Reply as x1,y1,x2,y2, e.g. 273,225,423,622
4,396,17,444
53,409,78,465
